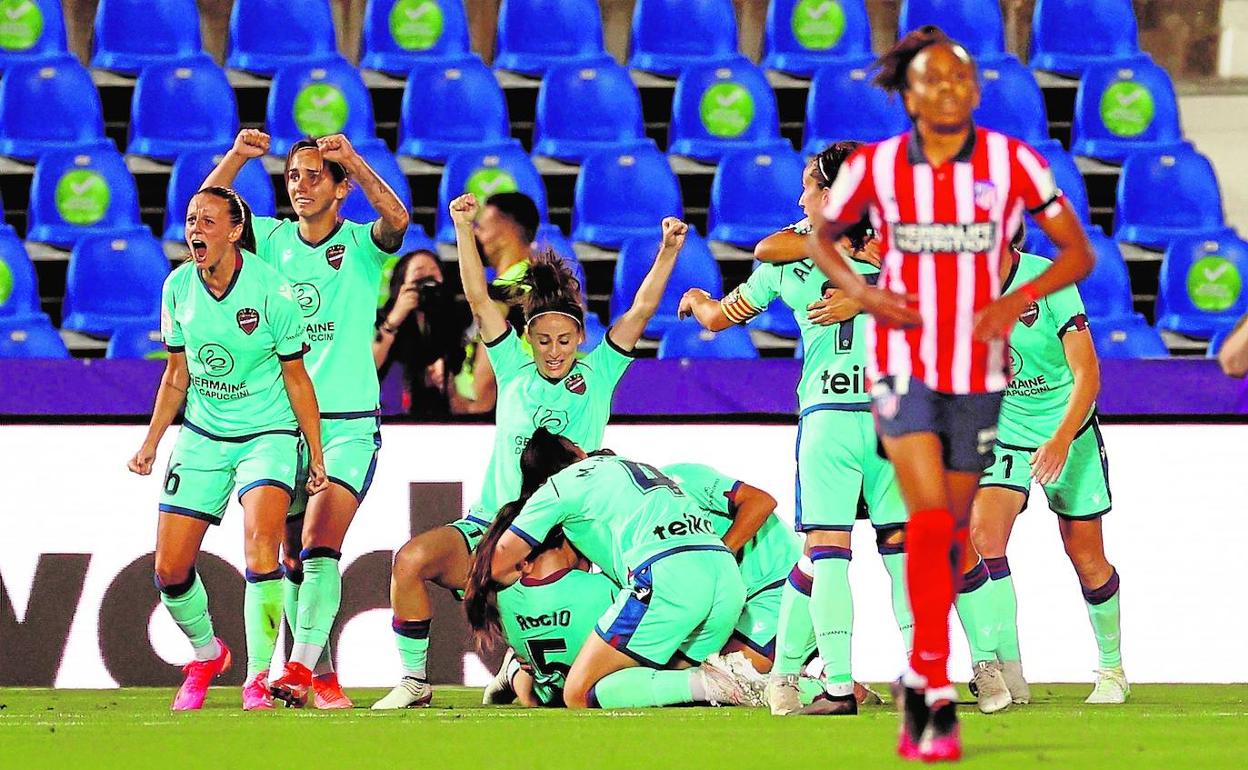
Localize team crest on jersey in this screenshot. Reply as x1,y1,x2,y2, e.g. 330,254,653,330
325,244,346,270
565,373,586,395
236,307,259,335
973,180,997,210
1019,301,1040,327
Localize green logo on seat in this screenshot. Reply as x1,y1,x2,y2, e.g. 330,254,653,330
700,82,754,138
792,0,845,51
1099,81,1155,138
0,258,12,307
294,83,349,136
1187,256,1241,312
55,170,110,225
0,0,44,52
465,168,518,200
390,0,444,51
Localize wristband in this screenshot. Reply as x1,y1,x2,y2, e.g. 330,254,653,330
1019,282,1039,304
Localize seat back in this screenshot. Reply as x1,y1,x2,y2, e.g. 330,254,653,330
1091,317,1168,359
164,150,277,242
658,322,759,359
1114,147,1226,248
572,144,682,248
1030,0,1140,74
266,57,380,156
0,225,41,319
92,0,202,72
105,321,166,359
1072,59,1183,162
610,231,722,337
436,146,547,241
533,61,645,161
1076,230,1135,322
398,57,513,160
360,0,472,73
669,57,783,162
762,0,872,76
974,57,1049,145
708,147,806,247
1156,233,1248,338
129,57,238,159
494,0,607,75
0,57,106,158
803,62,909,151
629,0,738,75
63,231,169,334
0,0,68,69
29,148,143,247
898,0,1005,58
228,0,337,75
0,316,68,358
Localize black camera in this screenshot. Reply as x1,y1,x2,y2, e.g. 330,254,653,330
415,277,443,308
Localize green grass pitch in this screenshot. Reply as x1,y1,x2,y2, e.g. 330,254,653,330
1,685,1245,769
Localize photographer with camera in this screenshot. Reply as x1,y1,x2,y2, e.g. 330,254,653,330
375,250,470,418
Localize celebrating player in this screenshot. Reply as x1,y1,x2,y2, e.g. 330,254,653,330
371,194,687,709
680,143,913,716
775,26,1095,760
203,129,410,708
127,187,327,711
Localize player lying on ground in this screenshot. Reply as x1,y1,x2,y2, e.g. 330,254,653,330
372,197,689,709
127,187,327,711
681,142,913,717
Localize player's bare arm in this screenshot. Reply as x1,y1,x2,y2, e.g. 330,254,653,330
202,129,269,189
315,134,409,252
609,217,688,351
1032,323,1100,485
720,482,778,553
279,357,328,495
127,352,189,476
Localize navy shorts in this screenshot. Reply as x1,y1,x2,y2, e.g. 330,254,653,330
870,375,1004,474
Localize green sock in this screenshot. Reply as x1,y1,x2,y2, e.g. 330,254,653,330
810,548,853,695
797,676,824,705
773,569,815,676
159,573,216,656
392,619,431,680
291,553,342,669
243,570,283,678
955,560,996,664
879,550,914,657
984,557,1020,661
591,667,693,708
282,572,301,641
1083,569,1122,668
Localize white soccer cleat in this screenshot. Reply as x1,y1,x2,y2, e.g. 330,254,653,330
696,658,753,707
1085,667,1129,704
970,661,1011,714
1000,660,1031,704
370,676,433,709
716,651,768,707
766,674,802,715
482,648,518,705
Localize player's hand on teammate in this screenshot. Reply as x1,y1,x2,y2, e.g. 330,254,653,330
316,134,357,165
231,129,270,159
1030,436,1072,485
449,193,479,226
127,444,157,476
660,217,688,252
677,288,710,320
305,455,329,496
972,291,1028,342
807,287,861,326
858,286,921,328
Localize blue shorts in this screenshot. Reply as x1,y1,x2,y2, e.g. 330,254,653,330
871,375,1004,474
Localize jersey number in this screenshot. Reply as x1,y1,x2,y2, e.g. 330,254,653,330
835,316,855,355
620,460,684,496
526,638,571,678
163,464,182,496
991,454,1015,477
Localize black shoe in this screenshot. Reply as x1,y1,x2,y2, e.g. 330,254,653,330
796,692,858,715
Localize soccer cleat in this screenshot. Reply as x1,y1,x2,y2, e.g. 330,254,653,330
269,661,314,708
894,681,929,761
797,692,858,715
1085,667,1129,704
242,670,274,711
371,676,433,709
854,680,885,706
970,661,1011,714
1000,660,1031,704
171,638,232,711
766,674,802,716
482,648,519,705
919,700,962,762
716,652,768,707
313,672,353,709
696,658,754,706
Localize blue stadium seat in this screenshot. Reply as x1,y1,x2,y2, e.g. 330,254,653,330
1114,147,1230,249
708,147,806,248
803,61,909,152
0,0,68,70
898,0,1006,60
227,0,337,76
63,231,169,334
629,0,739,76
533,61,648,162
397,58,520,162
163,150,277,242
106,321,166,359
0,316,68,358
572,143,682,248
341,143,412,224
761,0,873,76
1077,231,1138,324
266,58,384,157
0,225,44,320
659,322,759,359
128,57,238,160
1156,233,1248,339
1091,317,1168,359
28,148,144,247
1207,328,1231,359
0,57,108,159
753,302,800,338
397,225,437,255
1030,0,1146,76
91,0,203,73
610,231,722,338
974,57,1049,146
360,0,472,74
436,146,548,241
1071,59,1184,163
494,0,610,76
1021,141,1091,257
669,57,789,163
581,312,607,351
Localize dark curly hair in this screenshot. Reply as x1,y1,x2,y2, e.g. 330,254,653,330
521,249,585,329
810,142,873,253
873,25,974,95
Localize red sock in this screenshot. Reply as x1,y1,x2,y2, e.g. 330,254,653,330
906,508,956,688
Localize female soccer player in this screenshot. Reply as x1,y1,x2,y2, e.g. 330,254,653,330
127,187,328,711
784,26,1095,760
203,129,410,708
372,195,687,709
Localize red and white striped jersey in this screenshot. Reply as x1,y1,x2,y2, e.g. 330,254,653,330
823,126,1063,394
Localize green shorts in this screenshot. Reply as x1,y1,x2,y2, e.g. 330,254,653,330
732,578,784,659
795,406,907,532
595,546,745,668
289,413,382,516
980,418,1112,520
447,505,492,553
159,425,299,525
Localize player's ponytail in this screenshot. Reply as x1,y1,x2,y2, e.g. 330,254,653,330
874,25,966,95
520,428,583,496
464,498,527,651
522,249,585,329
198,185,257,253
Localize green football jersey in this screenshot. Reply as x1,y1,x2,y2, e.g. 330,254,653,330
663,463,800,594
251,217,396,414
727,221,877,413
497,568,617,704
473,327,633,522
511,455,727,588
999,252,1094,448
160,253,308,438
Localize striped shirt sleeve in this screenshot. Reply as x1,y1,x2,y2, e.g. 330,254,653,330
821,148,875,224
1013,141,1063,220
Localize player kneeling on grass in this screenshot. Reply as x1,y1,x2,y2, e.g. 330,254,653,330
128,187,328,711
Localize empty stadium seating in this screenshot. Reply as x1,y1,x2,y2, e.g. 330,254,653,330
708,147,806,247
0,57,108,159
163,150,277,242
610,231,722,338
227,0,337,75
803,62,910,152
669,58,788,162
340,143,413,223
91,0,203,73
0,225,44,320
1156,233,1248,339
128,57,239,160
898,0,1007,60
1114,147,1230,249
752,303,801,338
762,0,874,76
659,322,759,359
629,0,739,76
0,316,68,358
360,0,473,74
266,58,384,156
1030,0,1146,75
572,143,683,248
0,0,68,70
1071,59,1185,163
398,57,520,161
105,321,165,359
1021,141,1092,257
494,0,610,75
62,231,169,335
533,61,649,162
1092,317,1169,359
1078,231,1139,324
28,148,144,247
436,145,548,241
974,57,1050,146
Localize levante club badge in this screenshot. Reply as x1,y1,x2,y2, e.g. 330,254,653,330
326,244,346,270
237,308,259,335
1019,302,1040,327
565,373,586,395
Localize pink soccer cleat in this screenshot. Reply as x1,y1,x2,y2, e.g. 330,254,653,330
313,672,354,709
171,638,232,711
270,661,314,708
895,680,929,761
919,701,962,763
242,670,274,710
